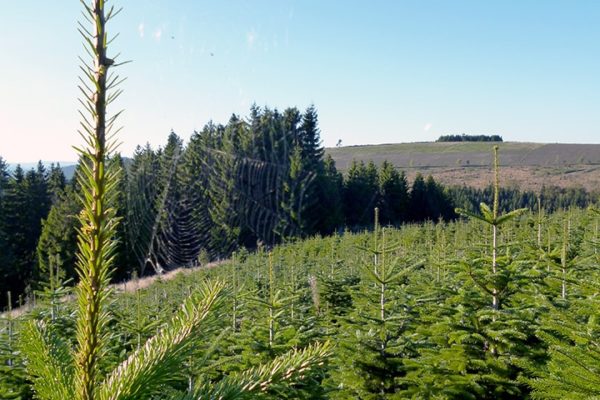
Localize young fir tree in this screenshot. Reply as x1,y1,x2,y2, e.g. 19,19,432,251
525,207,600,399
329,220,422,399
0,295,31,400
398,146,537,399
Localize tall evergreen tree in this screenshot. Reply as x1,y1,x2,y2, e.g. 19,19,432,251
0,157,9,198
424,175,456,221
126,144,162,275
111,154,134,281
35,187,80,288
207,117,245,257
47,163,67,204
313,154,344,234
344,160,379,227
409,173,427,222
0,158,13,306
378,160,409,225
299,105,324,170
2,166,30,306
180,127,215,257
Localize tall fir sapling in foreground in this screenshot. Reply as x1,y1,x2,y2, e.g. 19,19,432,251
397,146,535,399
455,146,528,314
20,1,331,399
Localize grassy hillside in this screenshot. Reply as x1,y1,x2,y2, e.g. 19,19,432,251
327,141,600,191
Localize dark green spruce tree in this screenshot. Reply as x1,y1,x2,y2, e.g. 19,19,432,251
378,160,409,226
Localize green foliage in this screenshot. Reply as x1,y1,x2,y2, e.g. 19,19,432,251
4,200,598,399
343,160,380,227
0,162,53,307
35,187,81,288
378,160,409,225
448,184,598,215
0,299,31,400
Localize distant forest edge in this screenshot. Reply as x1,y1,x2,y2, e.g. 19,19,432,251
326,141,600,191
437,134,503,142
0,106,598,308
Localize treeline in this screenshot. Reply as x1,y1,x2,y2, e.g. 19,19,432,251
437,134,503,142
342,160,455,227
0,106,597,309
0,160,67,306
449,184,599,214
0,106,453,308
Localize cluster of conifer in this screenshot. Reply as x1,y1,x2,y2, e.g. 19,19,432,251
449,184,598,214
437,134,503,142
7,2,600,398
0,160,67,308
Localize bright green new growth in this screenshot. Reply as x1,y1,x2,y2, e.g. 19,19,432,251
20,1,331,399
455,145,527,312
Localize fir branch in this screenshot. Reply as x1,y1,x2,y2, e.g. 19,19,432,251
97,281,226,400
19,320,75,400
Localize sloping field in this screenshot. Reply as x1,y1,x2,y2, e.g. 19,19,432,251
326,142,600,190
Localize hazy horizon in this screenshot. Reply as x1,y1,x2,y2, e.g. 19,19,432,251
6,138,600,166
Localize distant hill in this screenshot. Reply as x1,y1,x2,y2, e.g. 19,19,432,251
61,164,77,180
7,159,130,181
7,161,77,179
326,142,600,191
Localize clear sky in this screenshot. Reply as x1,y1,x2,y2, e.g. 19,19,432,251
1,1,600,163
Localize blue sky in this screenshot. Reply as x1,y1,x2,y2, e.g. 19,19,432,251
1,1,600,163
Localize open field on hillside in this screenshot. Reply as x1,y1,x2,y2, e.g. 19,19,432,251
327,142,600,190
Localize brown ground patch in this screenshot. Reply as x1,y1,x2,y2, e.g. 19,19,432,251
327,142,600,191
404,165,600,191
1,260,226,319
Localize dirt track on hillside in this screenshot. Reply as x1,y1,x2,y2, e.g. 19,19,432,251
1,260,226,319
